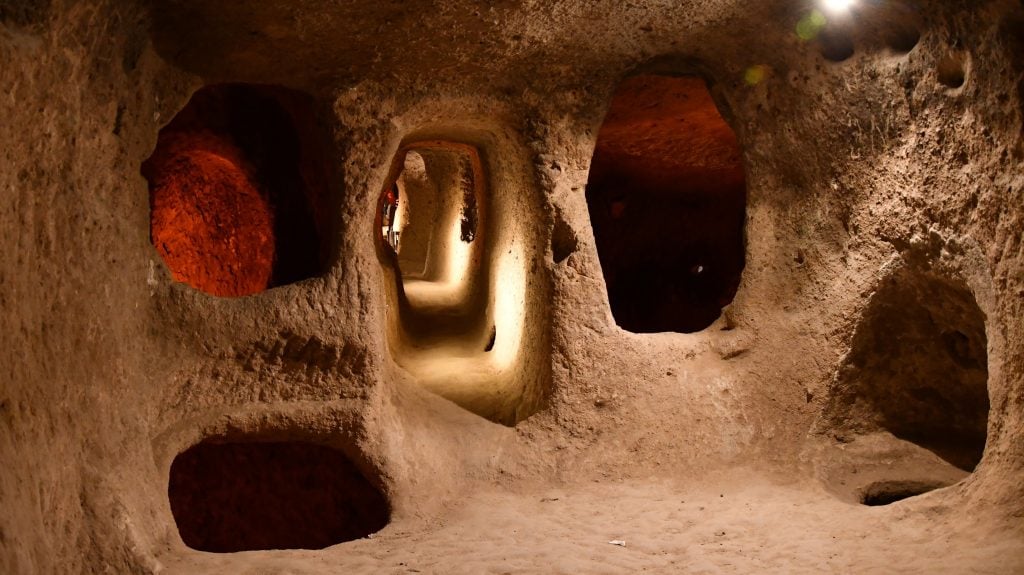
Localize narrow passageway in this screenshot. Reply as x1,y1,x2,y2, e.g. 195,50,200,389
380,143,490,353
377,139,545,425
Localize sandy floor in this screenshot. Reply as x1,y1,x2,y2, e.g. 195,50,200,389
159,470,1023,574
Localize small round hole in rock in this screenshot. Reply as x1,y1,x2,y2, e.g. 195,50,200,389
859,480,950,506
937,53,967,88
819,29,855,62
168,441,390,552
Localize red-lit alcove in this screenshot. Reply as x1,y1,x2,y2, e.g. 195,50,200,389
142,84,331,297
586,75,747,333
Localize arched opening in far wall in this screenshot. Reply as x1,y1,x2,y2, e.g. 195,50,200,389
586,74,747,333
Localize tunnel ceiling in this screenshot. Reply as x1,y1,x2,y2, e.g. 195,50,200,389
146,0,792,90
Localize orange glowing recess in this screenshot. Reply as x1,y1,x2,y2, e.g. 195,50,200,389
144,131,275,297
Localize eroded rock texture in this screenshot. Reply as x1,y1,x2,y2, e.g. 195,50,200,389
143,84,330,296
1,0,1023,573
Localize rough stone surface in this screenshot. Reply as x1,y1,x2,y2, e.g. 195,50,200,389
1,0,1023,573
145,130,276,297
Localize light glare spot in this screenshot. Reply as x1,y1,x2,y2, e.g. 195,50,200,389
822,0,855,13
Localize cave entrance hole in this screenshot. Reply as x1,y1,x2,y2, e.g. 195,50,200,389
168,440,390,553
142,83,332,297
585,74,747,334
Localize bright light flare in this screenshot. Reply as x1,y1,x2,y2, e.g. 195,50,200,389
821,0,855,13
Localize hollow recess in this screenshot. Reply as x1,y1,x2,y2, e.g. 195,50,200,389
550,207,578,264
142,84,331,297
168,441,389,552
819,29,855,62
937,53,967,88
817,266,989,504
857,2,921,56
829,269,989,470
379,139,548,425
859,480,949,507
585,75,746,334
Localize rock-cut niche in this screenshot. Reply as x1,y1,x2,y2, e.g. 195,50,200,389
377,140,547,426
142,83,333,297
168,439,390,552
818,266,990,505
586,74,747,334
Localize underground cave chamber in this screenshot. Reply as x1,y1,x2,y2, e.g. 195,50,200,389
586,74,747,334
142,83,333,297
378,139,548,426
817,265,991,505
168,439,390,552
6,0,1024,572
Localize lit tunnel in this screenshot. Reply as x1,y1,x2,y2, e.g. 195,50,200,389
377,138,548,426
383,143,483,311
